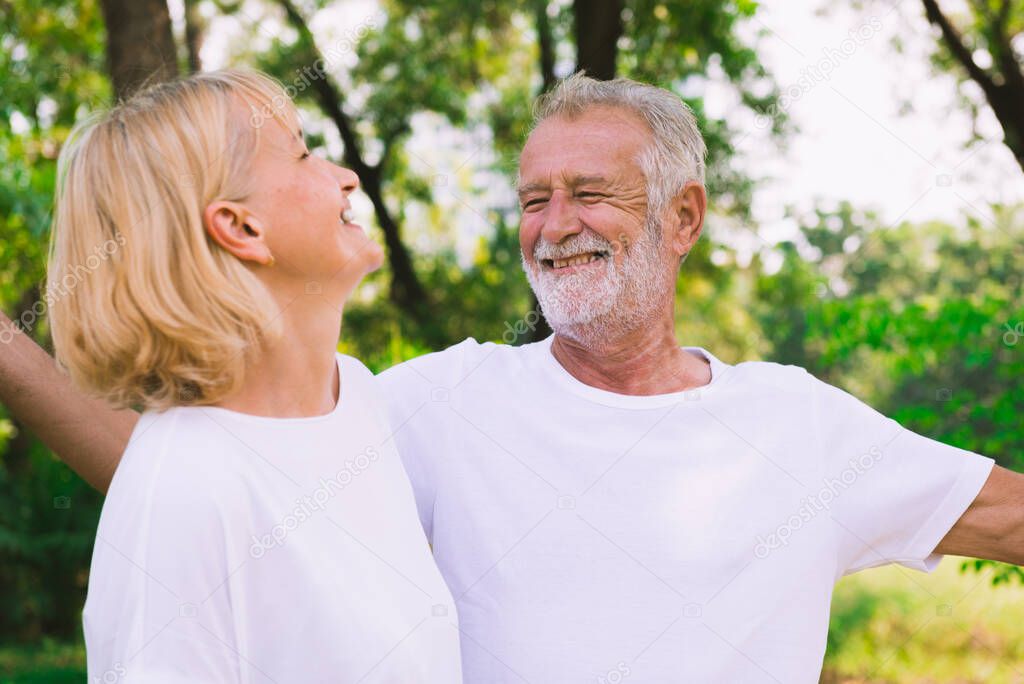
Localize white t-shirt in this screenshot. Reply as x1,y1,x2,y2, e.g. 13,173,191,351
378,336,994,683
84,353,462,684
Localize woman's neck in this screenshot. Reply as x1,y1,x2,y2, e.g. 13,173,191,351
214,299,343,418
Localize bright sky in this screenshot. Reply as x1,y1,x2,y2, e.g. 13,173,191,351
186,0,1023,263
735,0,1023,246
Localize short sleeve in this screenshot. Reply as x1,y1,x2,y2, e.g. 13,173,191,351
376,338,481,542
809,376,996,576
83,416,242,682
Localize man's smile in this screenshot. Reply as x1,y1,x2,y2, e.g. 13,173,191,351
542,250,611,271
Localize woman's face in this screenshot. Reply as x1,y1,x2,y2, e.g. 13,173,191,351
241,111,384,302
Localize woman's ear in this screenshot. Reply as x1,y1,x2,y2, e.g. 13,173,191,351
668,181,707,260
203,201,274,266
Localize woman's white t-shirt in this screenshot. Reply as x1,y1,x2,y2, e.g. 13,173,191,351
83,353,462,684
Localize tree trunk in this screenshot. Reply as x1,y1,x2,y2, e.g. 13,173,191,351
535,0,557,94
986,85,1024,174
276,0,429,320
184,0,204,74
98,0,178,99
573,0,624,80
526,0,626,344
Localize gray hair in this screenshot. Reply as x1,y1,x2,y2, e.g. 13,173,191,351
531,72,707,213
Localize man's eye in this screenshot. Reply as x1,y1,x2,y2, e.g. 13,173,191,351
524,198,548,208
577,191,604,199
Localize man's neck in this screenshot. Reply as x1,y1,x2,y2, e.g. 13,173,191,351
550,318,711,396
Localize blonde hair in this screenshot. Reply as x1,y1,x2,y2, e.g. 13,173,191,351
48,69,297,411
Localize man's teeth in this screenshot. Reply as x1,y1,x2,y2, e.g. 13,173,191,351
552,253,602,269
341,209,355,223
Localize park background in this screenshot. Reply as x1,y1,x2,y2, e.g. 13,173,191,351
1,0,1023,680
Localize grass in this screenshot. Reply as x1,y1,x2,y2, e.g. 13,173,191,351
822,557,1024,683
2,558,1021,683
0,640,84,683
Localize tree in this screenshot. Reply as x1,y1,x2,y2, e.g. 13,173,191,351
184,0,205,73
97,0,178,98
0,0,185,643
274,0,431,322
919,0,1024,173
574,0,624,79
218,0,783,344
0,0,114,643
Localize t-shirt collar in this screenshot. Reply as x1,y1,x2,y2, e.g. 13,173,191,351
530,334,732,409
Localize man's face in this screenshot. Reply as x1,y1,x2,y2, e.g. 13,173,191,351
517,106,673,339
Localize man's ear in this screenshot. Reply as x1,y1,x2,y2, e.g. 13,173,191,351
667,181,707,259
203,201,274,266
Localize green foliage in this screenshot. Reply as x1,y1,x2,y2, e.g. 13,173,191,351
761,204,1024,473
0,0,111,649
824,560,1024,682
0,0,1021,676
753,203,1024,588
0,640,85,682
922,0,1024,132
0,0,108,309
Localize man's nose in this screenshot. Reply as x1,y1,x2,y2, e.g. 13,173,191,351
540,192,582,244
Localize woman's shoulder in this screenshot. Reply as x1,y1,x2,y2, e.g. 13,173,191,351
122,406,251,466
110,408,250,513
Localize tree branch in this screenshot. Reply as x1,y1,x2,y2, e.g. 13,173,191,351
275,0,429,318
991,0,1024,93
921,0,1000,101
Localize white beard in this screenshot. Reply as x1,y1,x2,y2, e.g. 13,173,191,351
522,216,671,347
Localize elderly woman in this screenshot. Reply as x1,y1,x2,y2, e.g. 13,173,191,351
47,69,461,682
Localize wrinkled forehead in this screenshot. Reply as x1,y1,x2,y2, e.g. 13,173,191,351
519,106,652,183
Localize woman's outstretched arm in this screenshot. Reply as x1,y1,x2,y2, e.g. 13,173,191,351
0,312,137,492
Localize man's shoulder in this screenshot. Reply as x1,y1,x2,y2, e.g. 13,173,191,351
718,356,815,398
376,337,528,388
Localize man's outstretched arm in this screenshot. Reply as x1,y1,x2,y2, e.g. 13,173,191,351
0,312,137,493
936,465,1024,566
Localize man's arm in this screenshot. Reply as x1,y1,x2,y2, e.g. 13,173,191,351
0,312,137,493
936,465,1024,565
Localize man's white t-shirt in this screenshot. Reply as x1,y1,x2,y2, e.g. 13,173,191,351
84,354,462,684
378,336,995,683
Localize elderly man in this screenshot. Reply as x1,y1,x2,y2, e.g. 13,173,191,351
2,74,1022,683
